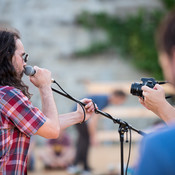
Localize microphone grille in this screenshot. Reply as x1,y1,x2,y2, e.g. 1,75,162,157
24,65,36,76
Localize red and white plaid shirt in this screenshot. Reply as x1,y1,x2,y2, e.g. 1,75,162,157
0,86,46,175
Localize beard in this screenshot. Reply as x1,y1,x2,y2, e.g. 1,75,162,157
20,71,24,79
17,69,24,80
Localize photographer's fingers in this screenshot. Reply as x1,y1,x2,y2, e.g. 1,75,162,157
139,97,149,109
142,85,154,92
142,84,163,92
153,84,163,91
142,84,165,97
142,85,158,97
139,97,144,105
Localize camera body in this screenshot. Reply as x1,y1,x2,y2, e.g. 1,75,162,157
130,78,157,97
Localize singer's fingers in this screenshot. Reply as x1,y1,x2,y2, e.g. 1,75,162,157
33,66,39,73
89,103,98,112
29,66,52,88
80,98,97,112
86,102,94,112
85,101,92,108
33,66,39,69
81,98,92,105
85,101,98,112
32,66,51,77
85,100,93,108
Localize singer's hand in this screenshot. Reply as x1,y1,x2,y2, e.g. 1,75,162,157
76,98,97,122
29,66,52,88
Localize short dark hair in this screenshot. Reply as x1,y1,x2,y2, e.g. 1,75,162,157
111,90,127,98
0,28,31,99
156,9,175,57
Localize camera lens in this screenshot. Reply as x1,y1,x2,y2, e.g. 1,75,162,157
130,83,143,97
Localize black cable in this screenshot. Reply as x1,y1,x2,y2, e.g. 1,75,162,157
52,80,86,123
156,81,173,99
52,80,110,122
166,95,173,99
53,80,77,101
125,128,132,175
51,86,114,122
157,81,168,85
51,79,145,175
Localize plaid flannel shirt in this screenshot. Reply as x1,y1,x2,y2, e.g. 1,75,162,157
0,86,46,175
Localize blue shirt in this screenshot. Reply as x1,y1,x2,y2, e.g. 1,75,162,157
134,125,175,175
72,94,109,111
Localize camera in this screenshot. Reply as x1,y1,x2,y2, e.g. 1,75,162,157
130,78,157,97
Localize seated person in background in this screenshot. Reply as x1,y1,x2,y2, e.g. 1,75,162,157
27,137,36,171
40,131,75,170
68,90,127,175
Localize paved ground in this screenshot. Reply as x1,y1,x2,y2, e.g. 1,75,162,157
28,144,139,175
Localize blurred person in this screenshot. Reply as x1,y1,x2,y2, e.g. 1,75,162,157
40,130,75,170
68,90,127,175
0,28,96,174
134,9,175,175
27,137,36,171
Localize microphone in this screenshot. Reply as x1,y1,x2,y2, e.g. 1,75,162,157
24,65,55,83
24,65,36,76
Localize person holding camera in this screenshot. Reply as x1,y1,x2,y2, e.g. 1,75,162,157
138,11,175,124
134,9,175,175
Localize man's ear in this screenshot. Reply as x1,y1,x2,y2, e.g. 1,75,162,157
172,47,175,64
159,52,174,83
170,48,175,84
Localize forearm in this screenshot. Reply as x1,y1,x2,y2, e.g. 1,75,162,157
59,98,95,131
157,101,175,124
59,112,82,130
39,86,60,128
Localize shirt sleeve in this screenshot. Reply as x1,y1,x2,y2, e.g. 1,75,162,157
2,88,47,137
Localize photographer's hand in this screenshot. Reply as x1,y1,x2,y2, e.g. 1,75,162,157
140,84,175,124
141,84,166,114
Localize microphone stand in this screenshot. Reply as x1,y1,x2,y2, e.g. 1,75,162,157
52,87,146,175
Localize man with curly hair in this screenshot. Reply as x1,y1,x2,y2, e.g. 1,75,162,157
0,28,96,175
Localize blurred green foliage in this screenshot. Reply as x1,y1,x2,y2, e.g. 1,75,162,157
75,0,175,79
161,0,175,10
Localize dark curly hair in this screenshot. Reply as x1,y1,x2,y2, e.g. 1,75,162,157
0,28,31,99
